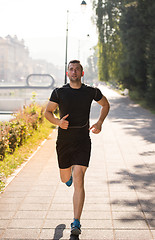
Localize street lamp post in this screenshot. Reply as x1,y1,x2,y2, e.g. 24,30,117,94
64,1,87,84
64,10,69,84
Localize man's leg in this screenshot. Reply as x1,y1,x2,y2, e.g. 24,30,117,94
59,167,72,183
73,165,87,220
60,165,87,235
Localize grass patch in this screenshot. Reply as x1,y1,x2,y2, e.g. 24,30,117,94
0,119,55,192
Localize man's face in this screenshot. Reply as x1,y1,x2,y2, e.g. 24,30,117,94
67,63,82,82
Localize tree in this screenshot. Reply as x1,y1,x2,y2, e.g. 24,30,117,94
93,0,155,106
145,0,155,104
85,47,98,84
94,0,122,82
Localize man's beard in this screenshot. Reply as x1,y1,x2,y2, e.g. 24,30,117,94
70,77,81,82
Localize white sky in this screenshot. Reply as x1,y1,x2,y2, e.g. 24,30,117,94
0,0,98,68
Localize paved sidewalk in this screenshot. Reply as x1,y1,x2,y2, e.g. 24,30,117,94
0,86,155,240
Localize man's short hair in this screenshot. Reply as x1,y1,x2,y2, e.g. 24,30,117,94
68,60,83,73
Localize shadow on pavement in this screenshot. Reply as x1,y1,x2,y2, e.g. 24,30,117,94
109,163,155,227
91,89,155,143
53,224,66,240
108,96,155,143
91,87,155,228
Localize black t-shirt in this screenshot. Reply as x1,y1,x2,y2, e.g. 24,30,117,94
49,83,103,128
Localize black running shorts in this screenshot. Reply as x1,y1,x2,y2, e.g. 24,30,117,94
56,126,91,169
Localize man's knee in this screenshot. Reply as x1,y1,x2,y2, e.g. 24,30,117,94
74,174,84,187
60,167,72,183
60,176,68,183
73,166,86,188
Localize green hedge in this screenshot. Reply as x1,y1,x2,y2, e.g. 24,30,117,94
0,103,45,160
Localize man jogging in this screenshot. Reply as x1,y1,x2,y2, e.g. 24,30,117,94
45,60,110,236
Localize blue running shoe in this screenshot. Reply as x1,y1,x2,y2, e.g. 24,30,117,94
71,219,81,236
65,175,73,187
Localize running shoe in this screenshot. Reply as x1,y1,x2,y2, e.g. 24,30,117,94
65,175,73,187
71,219,81,235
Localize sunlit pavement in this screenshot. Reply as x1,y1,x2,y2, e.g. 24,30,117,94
0,85,155,240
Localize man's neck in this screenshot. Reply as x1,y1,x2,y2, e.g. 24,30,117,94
69,81,82,89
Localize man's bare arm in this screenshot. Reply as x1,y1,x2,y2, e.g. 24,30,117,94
45,101,69,129
89,96,110,134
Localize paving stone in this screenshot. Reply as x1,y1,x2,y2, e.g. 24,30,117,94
26,190,55,197
43,219,69,229
0,197,23,204
39,228,70,240
110,191,138,199
7,219,43,229
112,211,145,220
50,203,73,211
114,230,153,240
23,196,52,204
31,185,57,191
19,203,50,211
1,191,27,198
111,203,141,212
86,191,109,198
5,185,32,192
81,219,113,229
0,229,5,239
151,230,155,238
85,198,110,204
0,220,10,229
144,212,155,220
0,212,15,220
1,228,40,239
140,203,155,212
44,219,112,230
113,219,149,229
47,210,73,219
80,229,114,240
147,219,155,230
81,211,112,220
13,210,47,219
0,203,19,211
83,203,111,211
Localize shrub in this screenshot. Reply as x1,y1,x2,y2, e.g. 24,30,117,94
0,123,9,160
0,103,45,160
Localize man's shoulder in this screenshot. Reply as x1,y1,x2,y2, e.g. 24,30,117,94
82,84,96,92
61,83,70,89
53,84,70,92
54,84,96,92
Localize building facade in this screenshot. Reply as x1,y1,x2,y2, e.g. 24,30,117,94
0,35,31,83
0,35,63,86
